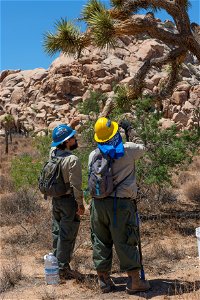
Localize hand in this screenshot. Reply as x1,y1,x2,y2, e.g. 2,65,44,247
69,117,80,129
77,204,85,216
119,120,132,132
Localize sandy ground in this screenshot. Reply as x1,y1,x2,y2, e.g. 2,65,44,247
0,137,200,299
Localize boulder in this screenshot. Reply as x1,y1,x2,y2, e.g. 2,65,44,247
172,91,188,105
135,39,164,61
10,88,24,104
159,118,175,129
172,111,189,126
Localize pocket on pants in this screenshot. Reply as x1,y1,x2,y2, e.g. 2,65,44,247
127,224,139,246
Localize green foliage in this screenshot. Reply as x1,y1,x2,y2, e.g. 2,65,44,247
87,10,117,48
81,0,106,22
33,135,52,160
11,136,51,189
81,119,97,146
43,19,82,56
78,90,107,114
74,146,94,203
4,114,14,123
130,98,199,191
113,85,133,112
11,154,42,189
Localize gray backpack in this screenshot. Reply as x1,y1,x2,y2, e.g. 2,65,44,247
88,149,113,199
88,149,133,199
38,151,70,199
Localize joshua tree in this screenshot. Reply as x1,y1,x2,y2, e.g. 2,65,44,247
3,114,15,154
44,0,200,101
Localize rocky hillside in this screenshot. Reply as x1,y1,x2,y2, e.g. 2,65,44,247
0,19,200,135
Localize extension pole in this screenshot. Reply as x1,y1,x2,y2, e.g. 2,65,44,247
135,202,145,280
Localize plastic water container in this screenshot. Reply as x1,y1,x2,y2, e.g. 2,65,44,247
196,227,200,259
44,253,59,284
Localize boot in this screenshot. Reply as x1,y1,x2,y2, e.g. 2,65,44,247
59,267,83,283
126,270,150,294
97,271,115,293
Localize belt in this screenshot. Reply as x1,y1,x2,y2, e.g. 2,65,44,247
93,196,132,200
55,193,74,199
107,196,132,200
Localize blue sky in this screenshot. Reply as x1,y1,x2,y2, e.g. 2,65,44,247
1,0,199,71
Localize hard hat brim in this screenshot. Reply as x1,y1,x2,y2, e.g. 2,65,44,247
94,121,118,143
51,129,76,147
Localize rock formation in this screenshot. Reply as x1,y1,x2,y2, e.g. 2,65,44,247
0,20,199,135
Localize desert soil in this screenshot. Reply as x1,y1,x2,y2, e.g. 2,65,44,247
0,136,199,300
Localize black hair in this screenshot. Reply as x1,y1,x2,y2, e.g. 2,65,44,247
57,141,67,150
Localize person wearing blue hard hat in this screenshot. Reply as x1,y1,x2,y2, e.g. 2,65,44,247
50,118,85,282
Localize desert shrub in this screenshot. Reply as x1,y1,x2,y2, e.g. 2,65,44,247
33,135,52,160
74,146,94,203
78,90,107,115
113,85,134,112
0,187,42,226
112,96,200,201
11,153,42,189
0,259,22,293
153,242,185,261
80,119,96,146
184,180,200,202
39,288,58,300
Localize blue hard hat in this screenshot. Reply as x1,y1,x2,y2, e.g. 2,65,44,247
51,124,76,147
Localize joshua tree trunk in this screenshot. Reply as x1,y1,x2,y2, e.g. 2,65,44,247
5,131,9,154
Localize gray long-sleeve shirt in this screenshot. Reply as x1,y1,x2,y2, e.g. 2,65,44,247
50,148,83,205
88,142,145,199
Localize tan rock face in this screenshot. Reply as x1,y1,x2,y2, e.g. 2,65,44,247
172,91,188,105
0,30,199,134
172,111,189,126
135,39,164,61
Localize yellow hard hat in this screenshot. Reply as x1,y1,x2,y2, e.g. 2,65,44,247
94,117,118,143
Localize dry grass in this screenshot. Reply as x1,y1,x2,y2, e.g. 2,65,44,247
184,180,200,203
0,175,14,193
0,259,22,293
152,242,185,261
2,210,52,250
38,288,58,300
0,187,42,226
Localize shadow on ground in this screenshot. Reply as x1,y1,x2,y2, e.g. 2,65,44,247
107,277,200,298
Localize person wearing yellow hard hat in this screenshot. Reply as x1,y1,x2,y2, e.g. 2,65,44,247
88,117,150,294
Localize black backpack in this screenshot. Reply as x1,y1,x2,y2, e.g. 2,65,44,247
38,151,70,199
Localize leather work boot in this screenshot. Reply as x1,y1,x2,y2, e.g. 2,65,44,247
59,267,83,283
97,271,115,293
126,270,150,294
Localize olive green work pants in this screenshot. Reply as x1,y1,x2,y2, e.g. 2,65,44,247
52,195,80,271
90,197,141,272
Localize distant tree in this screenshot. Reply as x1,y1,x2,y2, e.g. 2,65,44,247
44,0,200,102
3,114,14,154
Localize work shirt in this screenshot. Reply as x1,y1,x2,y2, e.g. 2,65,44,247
88,142,145,199
50,148,83,205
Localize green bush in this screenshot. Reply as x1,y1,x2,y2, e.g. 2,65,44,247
11,153,42,189
113,85,135,112
131,98,199,198
78,90,107,114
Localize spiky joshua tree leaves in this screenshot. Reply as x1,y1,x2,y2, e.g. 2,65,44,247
44,0,200,100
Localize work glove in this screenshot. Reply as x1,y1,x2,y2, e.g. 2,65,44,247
119,120,133,132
